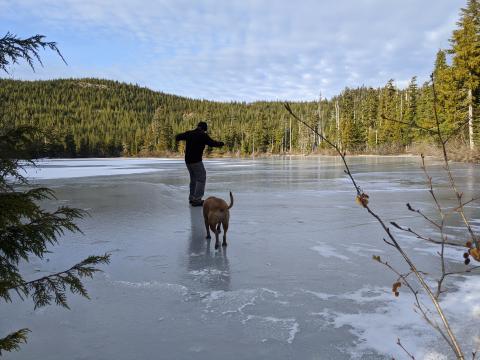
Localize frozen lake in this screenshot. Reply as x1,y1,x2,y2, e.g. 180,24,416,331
2,156,480,359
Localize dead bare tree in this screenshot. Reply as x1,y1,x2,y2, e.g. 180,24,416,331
284,73,479,359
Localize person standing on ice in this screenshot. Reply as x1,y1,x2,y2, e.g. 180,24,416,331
175,121,224,207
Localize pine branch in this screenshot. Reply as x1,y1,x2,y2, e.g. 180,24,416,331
12,253,111,309
0,126,39,190
0,205,87,265
0,328,30,355
0,32,66,73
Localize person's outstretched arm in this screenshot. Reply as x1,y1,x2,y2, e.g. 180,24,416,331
205,134,224,147
175,131,188,142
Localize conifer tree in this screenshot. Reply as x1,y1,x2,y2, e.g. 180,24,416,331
449,0,480,148
378,79,403,148
405,77,419,142
0,33,110,355
433,50,464,137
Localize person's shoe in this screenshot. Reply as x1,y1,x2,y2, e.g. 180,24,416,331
190,199,204,207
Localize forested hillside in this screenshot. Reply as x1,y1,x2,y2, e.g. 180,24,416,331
1,1,478,158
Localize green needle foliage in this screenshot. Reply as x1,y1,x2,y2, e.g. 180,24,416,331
0,1,478,158
0,329,30,355
0,32,66,73
0,33,110,355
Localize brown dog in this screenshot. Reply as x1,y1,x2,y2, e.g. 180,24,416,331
203,192,234,249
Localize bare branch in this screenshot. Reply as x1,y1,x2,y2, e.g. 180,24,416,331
390,221,463,247
405,202,441,229
397,338,416,359
431,74,478,250
381,114,438,135
452,196,480,212
285,100,466,359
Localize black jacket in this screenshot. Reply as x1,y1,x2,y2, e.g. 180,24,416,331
175,128,224,164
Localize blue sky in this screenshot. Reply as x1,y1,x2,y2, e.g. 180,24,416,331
0,0,465,101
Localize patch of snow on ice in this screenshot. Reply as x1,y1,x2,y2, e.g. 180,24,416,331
311,243,350,260
203,289,259,315
189,269,229,276
21,158,174,179
330,286,435,359
242,315,299,344
413,245,465,261
201,288,298,344
324,277,480,359
302,289,335,300
440,275,480,349
113,280,188,295
423,352,447,360
345,243,385,257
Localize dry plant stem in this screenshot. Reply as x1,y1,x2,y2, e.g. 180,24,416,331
445,265,480,276
390,221,461,247
452,196,480,212
378,258,454,350
397,338,416,359
380,115,437,135
443,118,472,145
418,155,450,299
380,113,470,146
406,202,441,229
381,75,479,296
420,155,443,217
431,75,478,249
284,103,465,359
284,104,361,195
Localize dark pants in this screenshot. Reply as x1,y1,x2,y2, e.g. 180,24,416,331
186,161,206,202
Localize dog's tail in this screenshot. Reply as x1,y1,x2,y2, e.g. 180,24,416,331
228,191,234,209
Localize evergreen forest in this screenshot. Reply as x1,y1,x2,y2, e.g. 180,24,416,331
1,1,479,158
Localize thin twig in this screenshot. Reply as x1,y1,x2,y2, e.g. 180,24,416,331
285,100,465,359
381,114,437,135
452,196,480,212
431,74,478,250
443,118,472,145
375,256,453,350
406,202,441,229
397,338,416,359
390,221,462,247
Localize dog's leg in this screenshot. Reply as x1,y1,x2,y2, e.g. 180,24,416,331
213,224,220,250
204,217,211,239
221,220,228,247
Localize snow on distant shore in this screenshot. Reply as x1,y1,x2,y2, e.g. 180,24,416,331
22,158,182,180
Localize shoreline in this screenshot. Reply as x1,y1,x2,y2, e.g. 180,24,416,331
35,152,473,163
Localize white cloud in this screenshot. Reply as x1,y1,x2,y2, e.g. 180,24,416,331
1,0,467,101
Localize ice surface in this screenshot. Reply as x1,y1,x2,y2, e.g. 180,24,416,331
311,243,350,260
21,158,183,179
2,156,480,360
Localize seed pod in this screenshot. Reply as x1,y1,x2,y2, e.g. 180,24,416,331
466,241,473,248
394,292,399,297
470,248,480,261
465,258,471,265
463,252,470,259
